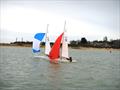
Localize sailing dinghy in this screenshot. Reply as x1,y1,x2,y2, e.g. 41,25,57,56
49,21,77,63
33,24,51,60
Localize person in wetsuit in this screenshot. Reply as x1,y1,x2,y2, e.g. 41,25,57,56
69,57,72,62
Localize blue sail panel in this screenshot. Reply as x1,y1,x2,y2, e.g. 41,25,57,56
32,49,40,53
34,33,45,41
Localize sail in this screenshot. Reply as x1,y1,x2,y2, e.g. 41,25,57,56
61,33,69,58
61,21,69,58
45,24,51,55
49,32,64,60
32,33,45,53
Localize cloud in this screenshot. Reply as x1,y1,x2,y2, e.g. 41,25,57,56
1,0,119,42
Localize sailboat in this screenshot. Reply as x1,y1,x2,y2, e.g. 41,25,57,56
33,24,51,60
33,22,76,63
49,21,77,63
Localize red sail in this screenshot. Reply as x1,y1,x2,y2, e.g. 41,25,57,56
49,32,64,62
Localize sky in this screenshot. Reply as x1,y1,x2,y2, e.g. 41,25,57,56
0,0,120,43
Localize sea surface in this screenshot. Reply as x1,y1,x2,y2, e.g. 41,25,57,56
0,47,120,90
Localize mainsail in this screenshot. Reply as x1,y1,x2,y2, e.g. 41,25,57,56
45,24,51,55
49,32,64,61
32,33,45,53
61,21,69,58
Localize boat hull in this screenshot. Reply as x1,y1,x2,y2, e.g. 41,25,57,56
34,55,49,60
59,59,77,63
34,56,77,63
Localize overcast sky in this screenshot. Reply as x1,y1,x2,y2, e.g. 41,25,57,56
0,0,120,43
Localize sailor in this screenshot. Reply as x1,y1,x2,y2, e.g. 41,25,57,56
66,57,72,62
69,57,72,62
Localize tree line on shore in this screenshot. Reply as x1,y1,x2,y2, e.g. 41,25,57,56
40,36,120,49
1,36,119,49
69,37,120,49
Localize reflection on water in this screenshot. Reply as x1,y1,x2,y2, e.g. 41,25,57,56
47,64,62,90
0,47,120,90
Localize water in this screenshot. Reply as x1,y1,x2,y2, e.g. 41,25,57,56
0,47,120,90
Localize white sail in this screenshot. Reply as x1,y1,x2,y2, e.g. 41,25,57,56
45,24,51,55
61,21,69,58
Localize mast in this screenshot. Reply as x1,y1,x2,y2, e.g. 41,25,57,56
45,24,49,41
64,20,66,32
45,24,51,55
46,24,49,34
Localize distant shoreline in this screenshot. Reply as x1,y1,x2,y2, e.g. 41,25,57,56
0,44,119,51
0,44,31,48
71,47,120,51
0,45,31,48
